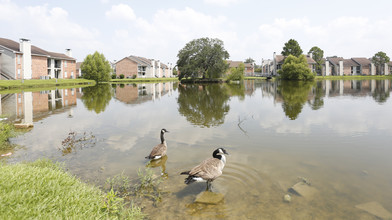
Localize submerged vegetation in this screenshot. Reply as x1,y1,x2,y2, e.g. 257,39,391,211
0,159,144,219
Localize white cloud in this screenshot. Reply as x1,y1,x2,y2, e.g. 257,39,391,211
203,0,240,7
256,16,392,59
105,4,136,21
0,1,102,61
110,7,236,63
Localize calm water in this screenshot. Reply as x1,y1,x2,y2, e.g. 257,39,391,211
2,79,392,219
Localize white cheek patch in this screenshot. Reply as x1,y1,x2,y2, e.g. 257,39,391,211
153,155,162,160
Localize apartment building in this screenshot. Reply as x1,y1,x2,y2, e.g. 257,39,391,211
0,37,76,80
115,55,173,79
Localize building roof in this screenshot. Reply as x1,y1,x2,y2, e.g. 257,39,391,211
0,37,75,60
352,57,371,66
275,54,316,64
76,62,82,70
120,55,169,69
227,60,243,68
343,59,359,67
327,57,344,66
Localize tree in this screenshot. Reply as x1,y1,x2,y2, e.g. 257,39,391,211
81,51,111,82
279,55,315,80
308,46,324,75
372,51,390,75
177,37,229,80
227,63,245,81
282,39,303,57
244,57,255,63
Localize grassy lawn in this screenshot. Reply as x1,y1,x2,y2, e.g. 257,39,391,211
0,79,96,91
0,159,144,219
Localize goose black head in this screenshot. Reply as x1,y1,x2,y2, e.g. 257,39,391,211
213,147,229,158
161,128,169,133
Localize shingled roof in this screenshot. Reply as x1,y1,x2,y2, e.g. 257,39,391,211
0,37,75,60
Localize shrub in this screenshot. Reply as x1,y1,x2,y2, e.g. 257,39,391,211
111,74,117,79
0,122,15,150
132,75,137,79
226,63,245,82
279,55,315,80
119,74,125,79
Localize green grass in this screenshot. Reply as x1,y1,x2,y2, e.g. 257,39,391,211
244,76,269,80
0,79,96,91
315,75,392,80
0,122,16,150
0,159,144,219
110,77,178,83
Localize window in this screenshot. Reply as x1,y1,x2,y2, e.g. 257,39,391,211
71,71,74,78
64,71,67,78
18,69,21,78
18,55,21,64
64,60,67,67
65,89,68,96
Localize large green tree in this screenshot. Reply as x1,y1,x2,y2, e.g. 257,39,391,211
279,55,315,80
282,39,303,57
308,46,324,75
372,51,390,75
81,51,111,82
176,37,229,80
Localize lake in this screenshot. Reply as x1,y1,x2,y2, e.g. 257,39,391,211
2,79,392,219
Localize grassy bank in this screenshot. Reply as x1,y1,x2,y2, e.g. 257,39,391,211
0,79,96,91
110,77,178,83
0,159,144,219
315,75,392,80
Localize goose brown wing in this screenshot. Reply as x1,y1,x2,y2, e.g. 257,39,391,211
149,143,167,157
189,158,223,180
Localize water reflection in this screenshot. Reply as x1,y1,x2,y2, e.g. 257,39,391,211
80,84,113,113
146,155,168,178
177,84,230,127
0,88,77,125
113,82,175,104
276,81,314,120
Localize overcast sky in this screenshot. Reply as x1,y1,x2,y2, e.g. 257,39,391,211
1,0,392,64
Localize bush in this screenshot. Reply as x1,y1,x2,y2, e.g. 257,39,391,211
132,75,137,79
226,63,245,82
119,74,125,79
279,55,315,80
0,122,15,150
111,74,116,79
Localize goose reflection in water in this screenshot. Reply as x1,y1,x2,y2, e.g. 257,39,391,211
185,190,227,219
146,155,168,178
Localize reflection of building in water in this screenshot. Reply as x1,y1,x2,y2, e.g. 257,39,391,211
256,80,391,103
0,88,77,126
114,82,174,104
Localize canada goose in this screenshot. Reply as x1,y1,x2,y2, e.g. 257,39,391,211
180,148,229,190
145,128,169,160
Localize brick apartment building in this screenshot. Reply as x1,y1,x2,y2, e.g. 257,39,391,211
115,55,173,79
0,37,76,80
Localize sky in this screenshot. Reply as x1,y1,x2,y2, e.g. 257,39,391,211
1,0,392,65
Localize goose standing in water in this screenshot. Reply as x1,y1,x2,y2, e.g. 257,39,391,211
180,148,229,190
145,128,169,160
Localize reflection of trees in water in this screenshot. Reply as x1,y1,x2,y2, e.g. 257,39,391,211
81,84,113,114
177,84,230,127
277,81,313,120
372,80,390,104
309,81,324,110
225,83,245,100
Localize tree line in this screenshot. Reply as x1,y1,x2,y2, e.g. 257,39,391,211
80,38,390,82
